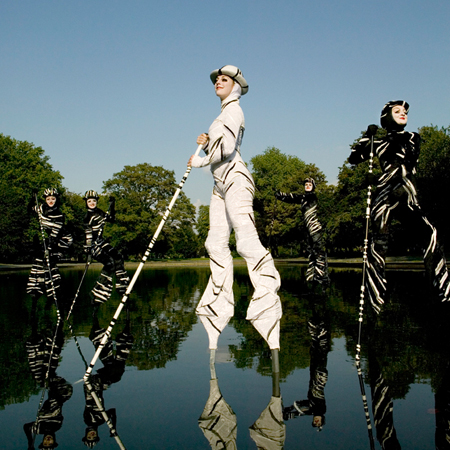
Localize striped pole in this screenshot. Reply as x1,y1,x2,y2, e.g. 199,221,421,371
355,130,376,450
83,144,203,380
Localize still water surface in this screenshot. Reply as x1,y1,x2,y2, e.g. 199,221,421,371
1,262,449,449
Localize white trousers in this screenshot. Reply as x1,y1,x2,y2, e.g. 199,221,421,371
196,174,282,349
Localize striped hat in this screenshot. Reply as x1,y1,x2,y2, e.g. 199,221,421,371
210,65,248,95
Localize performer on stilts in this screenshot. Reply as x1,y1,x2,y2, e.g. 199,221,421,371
188,65,282,350
276,178,330,287
83,191,129,305
349,100,450,312
27,188,73,304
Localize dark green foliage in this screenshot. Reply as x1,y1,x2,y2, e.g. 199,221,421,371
416,125,450,246
102,163,198,260
250,147,327,257
0,134,63,262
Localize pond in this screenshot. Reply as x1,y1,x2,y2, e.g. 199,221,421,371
1,261,449,450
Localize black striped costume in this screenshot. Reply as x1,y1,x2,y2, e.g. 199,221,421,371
84,206,129,304
26,202,73,300
283,299,330,430
349,101,450,312
369,358,401,449
24,320,73,450
82,317,133,447
276,181,329,286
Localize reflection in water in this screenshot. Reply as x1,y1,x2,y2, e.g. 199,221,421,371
434,360,450,450
282,294,330,432
23,309,72,450
82,309,133,448
198,350,237,449
249,349,285,449
4,266,450,448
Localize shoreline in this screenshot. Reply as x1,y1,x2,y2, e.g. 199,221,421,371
0,256,428,272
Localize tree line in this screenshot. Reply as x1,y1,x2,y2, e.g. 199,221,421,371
1,125,449,263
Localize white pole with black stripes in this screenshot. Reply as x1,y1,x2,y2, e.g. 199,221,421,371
83,144,203,380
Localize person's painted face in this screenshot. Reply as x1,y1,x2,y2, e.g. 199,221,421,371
87,198,97,210
391,105,408,127
215,75,234,100
87,429,98,440
45,196,57,207
305,182,314,192
42,434,55,447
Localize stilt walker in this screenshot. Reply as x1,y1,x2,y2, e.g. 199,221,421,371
27,189,73,311
349,101,450,312
83,191,129,305
188,65,282,350
276,178,329,286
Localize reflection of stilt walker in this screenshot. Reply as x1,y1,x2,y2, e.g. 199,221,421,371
276,177,329,286
283,300,330,430
189,65,282,350
349,101,450,312
198,350,237,449
249,349,286,449
24,315,73,450
82,313,133,448
368,349,401,450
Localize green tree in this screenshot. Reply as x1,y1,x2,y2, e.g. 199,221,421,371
416,125,450,246
0,134,63,262
102,163,197,259
196,204,209,257
250,147,327,257
328,128,385,255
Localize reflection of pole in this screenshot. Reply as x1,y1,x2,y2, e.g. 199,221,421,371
32,317,62,446
356,361,375,450
84,379,127,450
84,145,203,380
66,321,89,369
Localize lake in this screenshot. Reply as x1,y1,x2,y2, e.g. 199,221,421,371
1,261,449,449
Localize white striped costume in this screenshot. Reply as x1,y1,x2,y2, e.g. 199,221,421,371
191,84,282,350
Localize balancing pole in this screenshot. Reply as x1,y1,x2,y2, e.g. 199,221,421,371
66,197,114,321
355,125,378,360
83,144,203,380
355,125,378,450
66,256,91,321
35,194,61,321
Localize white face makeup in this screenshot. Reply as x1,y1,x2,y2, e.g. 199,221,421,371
305,182,314,192
46,196,56,207
87,198,97,209
215,75,235,100
391,105,408,126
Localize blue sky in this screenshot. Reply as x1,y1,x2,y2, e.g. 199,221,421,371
1,0,449,208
